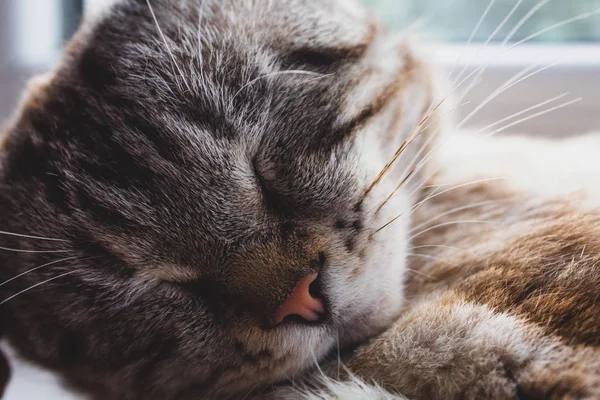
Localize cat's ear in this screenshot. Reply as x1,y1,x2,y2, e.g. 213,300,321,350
16,72,54,112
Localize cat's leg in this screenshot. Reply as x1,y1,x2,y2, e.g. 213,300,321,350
344,292,600,400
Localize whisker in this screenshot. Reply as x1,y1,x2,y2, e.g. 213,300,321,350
398,65,558,204
146,0,193,93
453,0,554,90
448,0,496,81
451,0,596,109
232,70,331,102
483,98,582,137
506,7,600,52
409,220,494,242
410,199,509,234
371,178,504,237
503,0,553,45
400,63,564,198
375,167,418,214
467,0,497,46
457,62,560,129
0,256,78,288
0,230,67,242
484,0,524,47
406,253,450,264
409,244,463,252
402,263,435,278
472,92,569,134
364,97,447,197
370,100,470,215
0,247,71,254
0,270,77,306
452,0,498,85
459,58,555,108
408,178,507,217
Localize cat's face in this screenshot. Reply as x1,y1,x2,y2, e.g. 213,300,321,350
0,0,438,397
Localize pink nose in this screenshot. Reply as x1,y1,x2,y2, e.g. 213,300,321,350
274,273,325,324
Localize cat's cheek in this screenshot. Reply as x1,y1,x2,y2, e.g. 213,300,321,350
337,193,411,341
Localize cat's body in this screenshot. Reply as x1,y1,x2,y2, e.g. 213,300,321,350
0,1,599,399
336,132,600,399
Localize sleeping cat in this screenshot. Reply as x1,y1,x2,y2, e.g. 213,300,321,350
0,0,599,399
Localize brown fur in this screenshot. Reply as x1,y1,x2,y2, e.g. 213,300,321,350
346,292,600,399
329,134,600,399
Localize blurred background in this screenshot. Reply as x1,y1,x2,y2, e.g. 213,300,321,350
1,0,600,135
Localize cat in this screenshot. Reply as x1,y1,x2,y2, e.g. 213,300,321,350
0,0,442,398
1,0,599,399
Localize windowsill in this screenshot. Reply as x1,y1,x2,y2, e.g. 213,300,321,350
430,44,600,137
435,43,600,68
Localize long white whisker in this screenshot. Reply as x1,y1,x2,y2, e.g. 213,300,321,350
196,1,205,74
406,253,450,264
473,92,569,133
232,71,330,101
0,230,67,242
146,0,193,93
0,247,71,254
452,0,498,85
454,0,523,89
410,199,509,234
453,3,597,107
506,7,600,52
484,98,582,137
468,0,497,45
503,0,553,45
409,178,506,217
409,220,494,242
457,61,559,130
403,262,436,278
403,64,563,198
409,244,463,252
372,101,469,213
0,271,77,306
459,57,550,106
372,178,503,236
0,257,77,288
483,0,524,47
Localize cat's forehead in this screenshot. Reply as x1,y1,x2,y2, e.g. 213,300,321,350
71,0,380,151
220,0,373,50
92,0,374,59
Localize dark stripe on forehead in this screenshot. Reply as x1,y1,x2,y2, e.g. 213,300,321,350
331,57,416,145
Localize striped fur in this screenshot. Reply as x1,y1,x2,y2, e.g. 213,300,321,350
1,0,598,399
0,1,441,398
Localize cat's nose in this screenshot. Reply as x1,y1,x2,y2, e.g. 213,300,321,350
274,273,325,324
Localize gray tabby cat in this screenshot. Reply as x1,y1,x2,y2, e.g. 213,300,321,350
0,0,437,398
1,0,600,399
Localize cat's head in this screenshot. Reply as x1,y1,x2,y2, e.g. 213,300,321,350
0,0,442,397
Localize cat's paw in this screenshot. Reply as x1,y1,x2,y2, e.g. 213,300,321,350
345,293,600,399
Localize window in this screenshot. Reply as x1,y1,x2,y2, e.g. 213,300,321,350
1,1,598,136
0,0,83,122
363,0,600,136
364,0,600,43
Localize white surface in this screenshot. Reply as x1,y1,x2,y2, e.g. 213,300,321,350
1,342,82,400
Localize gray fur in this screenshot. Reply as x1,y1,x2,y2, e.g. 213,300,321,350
0,0,436,398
